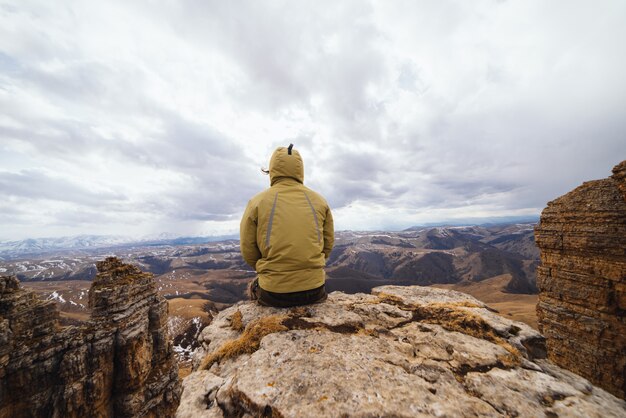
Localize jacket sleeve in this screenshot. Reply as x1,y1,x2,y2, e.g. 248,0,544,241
240,200,262,269
322,205,334,260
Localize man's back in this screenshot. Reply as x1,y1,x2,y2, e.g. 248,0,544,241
240,145,334,298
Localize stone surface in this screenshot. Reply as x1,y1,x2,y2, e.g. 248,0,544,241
535,160,626,399
0,257,181,418
178,286,626,417
175,370,224,418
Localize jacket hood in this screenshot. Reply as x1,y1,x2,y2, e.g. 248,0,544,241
269,145,304,185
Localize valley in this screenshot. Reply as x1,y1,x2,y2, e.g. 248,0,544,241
1,222,541,370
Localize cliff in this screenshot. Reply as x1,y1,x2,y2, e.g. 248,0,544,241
177,286,625,417
0,257,181,417
535,160,626,399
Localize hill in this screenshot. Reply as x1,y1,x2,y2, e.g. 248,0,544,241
326,223,539,295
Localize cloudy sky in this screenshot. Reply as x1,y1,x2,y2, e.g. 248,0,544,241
1,0,625,240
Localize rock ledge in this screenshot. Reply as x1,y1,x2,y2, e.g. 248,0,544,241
178,286,625,417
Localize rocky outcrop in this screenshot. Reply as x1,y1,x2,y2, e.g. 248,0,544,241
0,257,181,417
177,286,625,417
535,160,626,399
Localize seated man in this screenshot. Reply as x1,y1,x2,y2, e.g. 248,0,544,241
240,144,334,307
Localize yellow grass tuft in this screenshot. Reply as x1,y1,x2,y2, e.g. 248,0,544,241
357,327,382,338
200,314,288,370
414,303,521,363
375,292,415,308
375,296,519,360
230,310,244,332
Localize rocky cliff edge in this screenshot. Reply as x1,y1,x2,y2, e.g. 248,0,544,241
178,286,625,417
535,159,626,399
0,257,181,418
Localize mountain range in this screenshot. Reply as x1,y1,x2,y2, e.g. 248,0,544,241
0,233,239,260
2,222,539,298
325,223,539,294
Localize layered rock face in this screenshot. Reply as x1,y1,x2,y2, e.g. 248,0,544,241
535,160,626,399
0,257,181,417
177,286,625,417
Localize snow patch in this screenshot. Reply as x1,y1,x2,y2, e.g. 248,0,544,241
48,291,66,303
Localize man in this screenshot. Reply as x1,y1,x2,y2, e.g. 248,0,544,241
240,144,334,307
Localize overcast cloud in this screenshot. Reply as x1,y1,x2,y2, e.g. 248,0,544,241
1,0,625,240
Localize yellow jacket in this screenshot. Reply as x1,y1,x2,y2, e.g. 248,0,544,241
240,146,334,293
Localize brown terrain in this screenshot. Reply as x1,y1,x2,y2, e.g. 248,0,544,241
1,221,542,376
434,274,539,329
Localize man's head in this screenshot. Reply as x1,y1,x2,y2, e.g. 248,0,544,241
269,144,304,185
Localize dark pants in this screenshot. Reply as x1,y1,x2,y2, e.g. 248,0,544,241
248,278,327,308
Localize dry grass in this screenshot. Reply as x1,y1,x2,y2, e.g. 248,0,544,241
375,292,419,310
413,302,521,363
376,292,484,310
200,314,288,370
357,327,383,338
487,300,538,330
230,310,244,332
374,292,522,363
167,298,212,321
433,275,539,329
443,301,485,309
374,293,519,358
178,365,192,379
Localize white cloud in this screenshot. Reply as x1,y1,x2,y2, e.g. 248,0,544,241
0,0,625,239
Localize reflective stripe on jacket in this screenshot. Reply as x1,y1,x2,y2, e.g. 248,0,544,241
240,146,334,293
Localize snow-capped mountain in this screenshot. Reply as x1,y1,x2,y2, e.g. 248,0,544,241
0,235,130,257
0,233,238,259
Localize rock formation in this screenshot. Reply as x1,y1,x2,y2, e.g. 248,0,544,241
535,160,626,399
0,257,181,418
177,286,625,417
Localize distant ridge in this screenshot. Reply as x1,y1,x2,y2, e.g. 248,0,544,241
1,217,540,259
404,215,539,231
0,234,239,259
